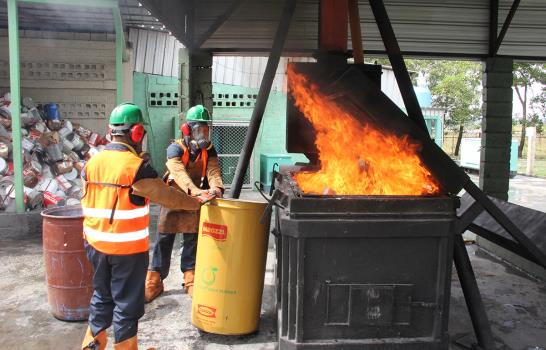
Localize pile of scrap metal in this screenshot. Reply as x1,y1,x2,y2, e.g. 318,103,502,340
0,92,108,212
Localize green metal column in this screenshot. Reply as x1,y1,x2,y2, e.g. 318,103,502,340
7,0,25,213
113,6,124,105
178,49,213,114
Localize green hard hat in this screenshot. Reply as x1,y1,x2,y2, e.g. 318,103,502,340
186,105,211,122
109,103,143,125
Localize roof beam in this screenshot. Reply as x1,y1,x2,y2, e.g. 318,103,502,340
494,0,521,55
488,0,498,56
18,0,117,7
138,0,190,48
193,0,245,49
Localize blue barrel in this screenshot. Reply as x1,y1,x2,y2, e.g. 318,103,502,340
44,104,60,120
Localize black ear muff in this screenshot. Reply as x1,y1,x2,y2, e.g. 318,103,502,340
130,124,146,143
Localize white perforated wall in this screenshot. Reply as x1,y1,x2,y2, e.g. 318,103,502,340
0,36,118,133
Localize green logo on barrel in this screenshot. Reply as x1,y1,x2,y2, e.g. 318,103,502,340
202,266,218,286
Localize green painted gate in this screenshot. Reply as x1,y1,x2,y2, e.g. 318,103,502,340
133,72,179,174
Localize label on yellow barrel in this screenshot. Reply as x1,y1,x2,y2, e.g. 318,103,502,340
194,304,217,328
202,222,228,241
197,304,216,318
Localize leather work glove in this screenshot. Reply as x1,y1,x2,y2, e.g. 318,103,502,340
193,191,216,204
132,178,200,210
208,187,223,198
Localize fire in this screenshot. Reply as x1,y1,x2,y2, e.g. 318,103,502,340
287,65,439,196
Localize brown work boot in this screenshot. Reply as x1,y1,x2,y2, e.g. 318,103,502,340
81,326,107,350
144,270,163,303
113,335,156,350
183,270,195,297
113,336,137,350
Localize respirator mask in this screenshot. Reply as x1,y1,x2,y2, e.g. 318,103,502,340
190,122,211,150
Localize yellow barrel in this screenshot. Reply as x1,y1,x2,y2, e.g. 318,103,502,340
191,198,270,335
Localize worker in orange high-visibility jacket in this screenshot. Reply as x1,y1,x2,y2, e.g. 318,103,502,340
80,103,201,350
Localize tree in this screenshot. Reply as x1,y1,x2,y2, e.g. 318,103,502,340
528,87,545,135
423,61,482,156
513,63,546,157
371,58,481,156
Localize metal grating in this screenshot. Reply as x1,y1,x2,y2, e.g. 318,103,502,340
211,123,252,187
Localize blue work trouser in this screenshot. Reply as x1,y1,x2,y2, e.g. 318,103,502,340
150,233,198,280
84,242,148,343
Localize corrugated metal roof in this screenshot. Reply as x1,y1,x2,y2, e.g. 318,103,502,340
0,0,166,34
1,0,544,59
129,27,183,77
146,0,546,59
0,1,115,33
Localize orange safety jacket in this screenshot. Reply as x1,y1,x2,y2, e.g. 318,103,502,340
174,139,212,188
81,143,150,255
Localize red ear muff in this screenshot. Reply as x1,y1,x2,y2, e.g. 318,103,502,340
181,123,191,136
130,124,145,143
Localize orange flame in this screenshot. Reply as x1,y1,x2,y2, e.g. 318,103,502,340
287,65,439,196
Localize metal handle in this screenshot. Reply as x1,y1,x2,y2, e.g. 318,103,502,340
269,162,280,196
254,182,285,224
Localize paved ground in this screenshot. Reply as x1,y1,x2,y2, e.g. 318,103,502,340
507,175,546,212
0,184,545,350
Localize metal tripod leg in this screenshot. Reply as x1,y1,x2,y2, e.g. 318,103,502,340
453,234,496,350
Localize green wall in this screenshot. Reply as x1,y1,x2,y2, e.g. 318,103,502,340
133,72,179,174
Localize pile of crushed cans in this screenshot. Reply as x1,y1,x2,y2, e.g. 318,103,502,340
0,91,109,212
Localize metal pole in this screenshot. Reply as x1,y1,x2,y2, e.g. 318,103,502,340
113,6,124,104
348,0,363,64
453,235,496,350
368,0,428,133
229,0,298,199
7,0,25,213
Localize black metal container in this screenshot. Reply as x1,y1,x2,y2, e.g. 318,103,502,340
275,190,458,349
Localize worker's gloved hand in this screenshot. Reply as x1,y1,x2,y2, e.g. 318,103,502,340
208,187,223,198
194,191,216,204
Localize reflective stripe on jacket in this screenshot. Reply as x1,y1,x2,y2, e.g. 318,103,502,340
81,149,150,255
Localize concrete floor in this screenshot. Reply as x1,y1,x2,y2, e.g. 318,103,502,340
507,175,546,212
1,184,545,349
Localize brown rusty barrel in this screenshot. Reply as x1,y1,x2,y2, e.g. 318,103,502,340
42,205,93,321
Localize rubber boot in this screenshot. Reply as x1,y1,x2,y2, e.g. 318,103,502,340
81,326,107,350
144,270,163,303
113,335,156,350
183,270,195,297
